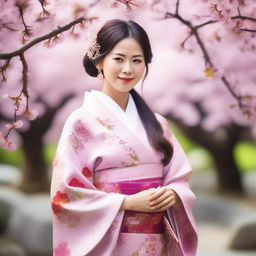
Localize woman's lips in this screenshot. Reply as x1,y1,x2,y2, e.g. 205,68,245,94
118,77,134,83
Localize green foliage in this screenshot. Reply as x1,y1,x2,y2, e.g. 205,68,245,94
169,122,197,152
0,148,23,167
168,122,256,172
169,123,213,170
0,143,57,168
234,142,256,172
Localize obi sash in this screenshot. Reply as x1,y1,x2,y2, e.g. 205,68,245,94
93,164,166,234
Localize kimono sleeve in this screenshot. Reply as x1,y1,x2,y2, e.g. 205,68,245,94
50,108,126,256
155,113,198,256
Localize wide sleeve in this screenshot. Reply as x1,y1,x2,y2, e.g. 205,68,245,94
50,109,126,256
155,113,198,256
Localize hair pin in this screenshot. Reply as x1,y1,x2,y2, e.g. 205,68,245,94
85,35,101,60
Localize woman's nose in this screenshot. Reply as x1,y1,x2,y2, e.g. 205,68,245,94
122,61,132,74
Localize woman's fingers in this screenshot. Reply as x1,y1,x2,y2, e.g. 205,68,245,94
149,188,173,205
150,194,174,210
156,200,176,211
149,186,167,201
130,187,179,212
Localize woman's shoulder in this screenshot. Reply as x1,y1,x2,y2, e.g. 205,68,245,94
62,107,94,129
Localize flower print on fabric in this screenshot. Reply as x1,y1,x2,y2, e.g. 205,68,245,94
121,211,165,234
95,116,140,166
117,136,140,167
69,132,84,155
95,117,114,130
132,234,166,256
52,190,81,228
73,119,93,141
94,181,121,193
82,166,93,183
69,119,93,155
54,241,70,256
82,166,92,178
67,177,96,201
106,135,140,167
68,177,86,188
52,191,70,216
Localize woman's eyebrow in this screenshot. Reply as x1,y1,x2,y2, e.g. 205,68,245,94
112,53,143,58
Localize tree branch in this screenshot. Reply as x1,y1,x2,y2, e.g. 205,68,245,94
0,16,89,59
165,11,214,67
161,0,256,119
17,3,32,39
195,20,217,30
175,0,180,15
221,76,256,119
114,0,141,9
232,15,256,22
240,28,256,33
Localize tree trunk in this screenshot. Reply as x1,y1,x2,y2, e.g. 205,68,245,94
18,135,50,193
165,111,245,194
212,146,243,194
15,93,75,193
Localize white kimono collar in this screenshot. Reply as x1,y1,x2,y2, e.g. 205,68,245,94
83,89,138,134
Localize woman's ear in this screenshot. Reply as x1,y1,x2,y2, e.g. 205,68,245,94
96,62,103,71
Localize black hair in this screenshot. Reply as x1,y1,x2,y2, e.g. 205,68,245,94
83,19,173,166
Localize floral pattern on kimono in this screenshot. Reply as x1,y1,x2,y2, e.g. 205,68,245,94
50,90,198,256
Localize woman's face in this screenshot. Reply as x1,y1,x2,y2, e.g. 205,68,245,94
96,37,146,93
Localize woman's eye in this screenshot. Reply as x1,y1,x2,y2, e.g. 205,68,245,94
114,58,122,61
113,58,142,63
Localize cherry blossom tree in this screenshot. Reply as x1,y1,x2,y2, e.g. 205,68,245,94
144,0,256,193
0,0,103,191
0,0,255,192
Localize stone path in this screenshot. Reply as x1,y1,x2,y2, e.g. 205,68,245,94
191,169,256,256
195,192,256,255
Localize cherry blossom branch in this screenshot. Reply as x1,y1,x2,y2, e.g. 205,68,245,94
162,0,255,120
221,76,256,119
175,0,180,15
38,0,50,13
165,11,214,67
0,16,98,150
17,3,32,36
232,15,256,22
240,28,256,33
195,20,217,29
0,59,10,82
113,0,143,9
19,53,29,111
0,17,87,59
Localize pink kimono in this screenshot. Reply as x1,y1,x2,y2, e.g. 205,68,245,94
50,90,198,256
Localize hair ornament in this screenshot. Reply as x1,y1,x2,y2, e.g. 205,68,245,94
85,34,101,60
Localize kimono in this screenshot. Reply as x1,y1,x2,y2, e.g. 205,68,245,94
50,89,198,256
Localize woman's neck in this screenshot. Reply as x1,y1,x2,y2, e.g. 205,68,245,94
101,86,129,112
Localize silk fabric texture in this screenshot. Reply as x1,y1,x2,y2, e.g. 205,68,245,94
50,89,198,256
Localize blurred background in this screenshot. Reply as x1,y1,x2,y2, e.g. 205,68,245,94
0,0,256,255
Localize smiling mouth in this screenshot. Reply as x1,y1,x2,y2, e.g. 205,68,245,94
118,77,134,82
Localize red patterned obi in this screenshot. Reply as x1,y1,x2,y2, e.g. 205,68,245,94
94,164,165,234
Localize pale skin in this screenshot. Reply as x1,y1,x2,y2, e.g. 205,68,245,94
95,37,179,212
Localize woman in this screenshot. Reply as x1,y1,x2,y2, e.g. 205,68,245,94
51,19,198,256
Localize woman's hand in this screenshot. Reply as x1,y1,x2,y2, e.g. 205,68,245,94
149,186,180,211
120,186,179,212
